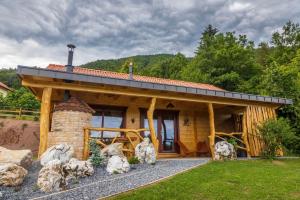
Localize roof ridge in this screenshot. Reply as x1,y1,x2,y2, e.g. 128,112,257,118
47,64,224,91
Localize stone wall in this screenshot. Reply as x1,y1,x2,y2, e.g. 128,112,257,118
48,110,92,159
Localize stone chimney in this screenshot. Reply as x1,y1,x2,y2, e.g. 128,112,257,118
47,96,95,159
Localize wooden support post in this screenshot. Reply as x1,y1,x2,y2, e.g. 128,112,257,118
38,87,52,158
83,128,90,160
147,97,159,155
242,110,251,158
18,108,22,118
207,103,216,160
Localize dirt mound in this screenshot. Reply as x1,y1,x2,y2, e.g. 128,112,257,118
0,119,39,156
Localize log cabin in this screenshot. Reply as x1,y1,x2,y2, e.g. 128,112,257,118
17,45,292,160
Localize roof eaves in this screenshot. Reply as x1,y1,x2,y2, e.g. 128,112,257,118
16,65,293,105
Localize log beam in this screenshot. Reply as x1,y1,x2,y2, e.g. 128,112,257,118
38,87,52,158
147,97,159,155
22,79,277,107
207,103,216,160
242,110,251,158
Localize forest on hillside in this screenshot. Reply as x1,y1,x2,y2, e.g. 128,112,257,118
0,21,299,153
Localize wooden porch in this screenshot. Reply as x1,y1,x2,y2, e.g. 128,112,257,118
21,77,278,159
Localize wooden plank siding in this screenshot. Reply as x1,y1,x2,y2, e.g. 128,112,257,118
244,105,277,156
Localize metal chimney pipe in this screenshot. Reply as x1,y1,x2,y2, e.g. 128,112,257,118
64,44,76,101
129,62,133,80
66,44,76,73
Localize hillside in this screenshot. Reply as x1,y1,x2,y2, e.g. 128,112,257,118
81,54,177,75
0,54,179,89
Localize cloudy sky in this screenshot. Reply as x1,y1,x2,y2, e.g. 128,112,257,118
0,0,299,68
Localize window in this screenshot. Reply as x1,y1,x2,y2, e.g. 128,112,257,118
140,109,179,153
90,106,126,140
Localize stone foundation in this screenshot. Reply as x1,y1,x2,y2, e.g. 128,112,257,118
48,111,92,159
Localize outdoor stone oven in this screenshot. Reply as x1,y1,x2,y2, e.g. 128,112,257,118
47,96,95,159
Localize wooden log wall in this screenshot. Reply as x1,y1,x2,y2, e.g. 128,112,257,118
244,106,276,156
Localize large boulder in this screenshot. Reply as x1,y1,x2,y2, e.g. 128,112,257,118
0,146,33,168
40,144,74,166
106,155,130,174
63,158,94,178
135,138,156,164
214,141,236,160
37,159,66,192
0,163,28,186
101,143,124,157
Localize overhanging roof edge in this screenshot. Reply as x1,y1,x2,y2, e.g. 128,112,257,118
17,65,293,105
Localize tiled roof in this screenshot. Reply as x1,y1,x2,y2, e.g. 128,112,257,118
47,64,225,91
54,96,95,113
0,82,12,91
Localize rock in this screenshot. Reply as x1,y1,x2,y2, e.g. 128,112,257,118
135,138,156,164
106,155,130,174
40,143,74,166
37,159,66,192
0,146,33,168
101,143,124,158
214,141,236,160
0,163,28,186
63,158,94,178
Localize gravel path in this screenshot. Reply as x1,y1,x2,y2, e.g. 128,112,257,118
0,158,209,200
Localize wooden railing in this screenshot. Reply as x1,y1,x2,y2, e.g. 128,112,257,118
83,127,147,160
0,106,40,120
215,132,249,151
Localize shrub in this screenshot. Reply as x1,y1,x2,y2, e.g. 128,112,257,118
89,139,103,166
227,138,238,148
258,118,297,159
128,156,140,164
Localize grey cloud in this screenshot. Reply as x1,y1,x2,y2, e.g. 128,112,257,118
0,0,299,68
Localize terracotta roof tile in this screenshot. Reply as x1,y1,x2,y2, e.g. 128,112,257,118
47,64,225,91
54,96,95,114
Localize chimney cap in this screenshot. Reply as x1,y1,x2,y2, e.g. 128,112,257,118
67,44,76,49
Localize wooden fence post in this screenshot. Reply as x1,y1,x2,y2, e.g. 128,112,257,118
18,108,22,118
83,128,90,160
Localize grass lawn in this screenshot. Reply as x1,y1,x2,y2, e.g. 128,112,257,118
110,159,300,200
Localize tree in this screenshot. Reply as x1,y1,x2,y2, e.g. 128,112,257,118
156,53,188,79
256,42,271,67
5,87,40,110
257,49,300,153
195,24,218,55
182,28,261,92
271,21,300,65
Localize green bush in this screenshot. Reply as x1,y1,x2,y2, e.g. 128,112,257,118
89,139,103,166
128,156,140,164
227,138,238,148
258,118,298,159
